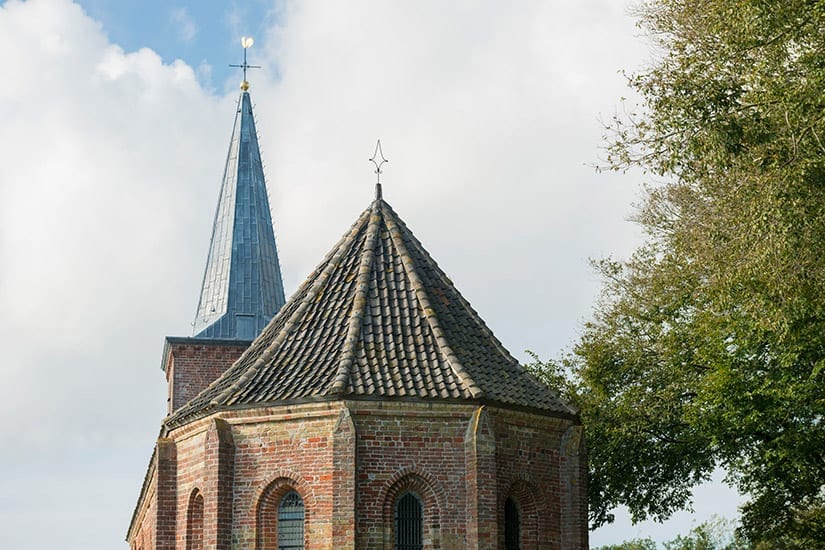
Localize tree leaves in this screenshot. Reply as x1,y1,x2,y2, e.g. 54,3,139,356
553,0,825,544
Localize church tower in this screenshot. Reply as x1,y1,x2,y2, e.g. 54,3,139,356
128,42,587,550
159,40,286,415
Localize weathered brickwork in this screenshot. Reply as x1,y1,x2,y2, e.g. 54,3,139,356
230,407,339,548
128,400,586,550
464,406,498,548
185,490,204,549
490,410,569,549
156,438,178,550
352,403,470,550
560,425,588,548
163,339,249,414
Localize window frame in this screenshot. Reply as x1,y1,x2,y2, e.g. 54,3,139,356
393,490,423,550
276,490,305,550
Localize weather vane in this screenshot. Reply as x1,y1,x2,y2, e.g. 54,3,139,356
230,36,261,90
369,140,389,184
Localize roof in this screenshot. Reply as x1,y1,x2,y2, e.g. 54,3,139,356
167,188,574,428
192,90,286,340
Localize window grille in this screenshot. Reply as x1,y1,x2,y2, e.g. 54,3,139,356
504,497,521,550
394,492,423,550
277,491,304,550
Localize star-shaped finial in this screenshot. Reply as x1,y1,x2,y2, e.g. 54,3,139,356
369,140,389,184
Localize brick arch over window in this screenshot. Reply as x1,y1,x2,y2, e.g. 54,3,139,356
379,468,445,549
256,473,315,550
500,479,540,550
186,488,204,550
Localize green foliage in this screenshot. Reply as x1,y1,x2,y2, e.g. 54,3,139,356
593,538,657,550
590,516,749,550
535,0,825,545
662,516,748,550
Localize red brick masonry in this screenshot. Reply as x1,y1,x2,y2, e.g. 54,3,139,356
128,401,587,550
162,338,250,415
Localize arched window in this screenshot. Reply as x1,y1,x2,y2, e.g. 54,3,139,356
394,491,423,550
277,491,304,550
186,489,204,550
504,497,521,550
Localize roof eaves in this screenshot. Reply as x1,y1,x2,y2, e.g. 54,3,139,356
165,394,580,427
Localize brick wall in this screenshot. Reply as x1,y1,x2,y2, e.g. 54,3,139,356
127,401,586,550
156,438,178,550
464,406,497,548
492,410,560,549
229,406,339,548
352,402,472,550
162,338,250,414
560,425,588,548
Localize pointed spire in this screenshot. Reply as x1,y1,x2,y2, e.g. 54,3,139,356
192,86,286,340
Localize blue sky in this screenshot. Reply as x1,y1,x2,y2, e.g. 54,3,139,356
0,1,743,548
77,0,277,91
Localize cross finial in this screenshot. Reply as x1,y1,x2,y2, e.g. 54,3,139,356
230,36,261,90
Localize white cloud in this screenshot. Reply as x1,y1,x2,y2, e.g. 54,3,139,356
252,1,648,361
195,59,214,90
169,6,196,43
0,1,224,544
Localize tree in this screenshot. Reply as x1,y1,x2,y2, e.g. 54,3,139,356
533,0,825,545
589,516,747,550
593,539,657,550
662,516,748,550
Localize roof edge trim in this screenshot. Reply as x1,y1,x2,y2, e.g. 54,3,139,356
163,395,580,432
126,444,158,542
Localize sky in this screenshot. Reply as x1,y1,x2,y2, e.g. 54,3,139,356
0,0,743,547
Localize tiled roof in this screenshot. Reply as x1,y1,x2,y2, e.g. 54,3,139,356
167,190,573,428
192,90,286,340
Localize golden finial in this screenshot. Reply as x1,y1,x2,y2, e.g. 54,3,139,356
230,36,260,91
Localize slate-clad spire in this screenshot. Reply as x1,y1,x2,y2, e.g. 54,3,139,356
168,193,574,429
192,90,286,340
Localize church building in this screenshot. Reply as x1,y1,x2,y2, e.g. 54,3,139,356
127,54,588,550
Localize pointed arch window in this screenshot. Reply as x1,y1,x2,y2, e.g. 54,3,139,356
277,490,304,550
504,496,521,550
394,491,423,550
